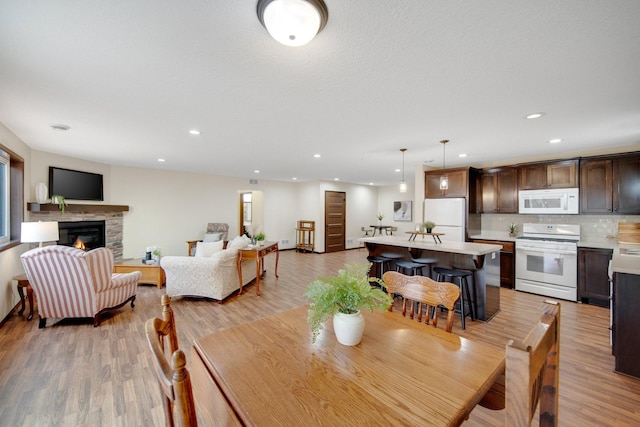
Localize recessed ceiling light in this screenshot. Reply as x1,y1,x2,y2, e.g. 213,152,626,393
334,178,339,181
549,138,562,144
394,168,401,173
189,129,201,135
458,153,467,158
313,154,321,158
157,158,165,163
254,170,260,174
292,177,298,180
369,182,374,186
50,123,70,131
525,112,545,119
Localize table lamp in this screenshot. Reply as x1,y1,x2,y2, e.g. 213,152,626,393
21,221,60,247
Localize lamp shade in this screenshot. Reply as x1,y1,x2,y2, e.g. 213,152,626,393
257,0,328,47
21,221,59,246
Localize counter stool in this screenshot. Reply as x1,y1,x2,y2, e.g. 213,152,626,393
381,252,404,271
433,267,475,329
410,257,438,279
367,255,392,281
395,260,426,276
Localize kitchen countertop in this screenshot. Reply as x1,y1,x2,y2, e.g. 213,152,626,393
360,235,502,256
611,245,640,276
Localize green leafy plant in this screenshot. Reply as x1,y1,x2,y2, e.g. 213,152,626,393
51,194,67,214
254,232,265,241
509,223,518,234
423,221,436,231
304,262,391,343
376,212,384,221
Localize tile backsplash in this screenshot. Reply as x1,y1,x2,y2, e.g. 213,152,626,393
480,214,640,243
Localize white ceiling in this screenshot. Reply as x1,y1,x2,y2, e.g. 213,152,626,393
1,1,639,186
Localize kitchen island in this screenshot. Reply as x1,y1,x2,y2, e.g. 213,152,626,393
361,235,503,321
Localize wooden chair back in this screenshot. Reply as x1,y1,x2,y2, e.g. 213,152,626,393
382,271,461,332
145,294,198,427
505,300,560,426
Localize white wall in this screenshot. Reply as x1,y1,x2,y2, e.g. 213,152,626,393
0,122,31,321
377,183,418,236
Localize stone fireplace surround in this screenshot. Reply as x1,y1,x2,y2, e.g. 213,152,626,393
27,203,129,260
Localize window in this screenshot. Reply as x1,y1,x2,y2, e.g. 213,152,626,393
0,151,8,245
0,144,24,251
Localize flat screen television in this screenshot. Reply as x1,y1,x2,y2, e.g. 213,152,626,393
48,166,104,201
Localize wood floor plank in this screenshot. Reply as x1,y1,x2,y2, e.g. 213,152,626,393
0,248,638,426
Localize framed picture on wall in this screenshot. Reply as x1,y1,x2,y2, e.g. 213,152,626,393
393,201,412,221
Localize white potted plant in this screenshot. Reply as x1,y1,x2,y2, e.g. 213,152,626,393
304,262,391,345
376,213,384,225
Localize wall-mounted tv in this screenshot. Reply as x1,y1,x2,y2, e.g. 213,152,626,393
49,166,104,201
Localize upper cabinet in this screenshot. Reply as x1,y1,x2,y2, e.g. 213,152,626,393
581,154,640,214
481,167,518,213
425,167,469,198
519,159,578,190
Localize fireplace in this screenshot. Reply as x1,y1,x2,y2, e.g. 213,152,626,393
58,221,106,251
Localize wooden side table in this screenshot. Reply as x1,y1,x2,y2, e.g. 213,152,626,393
113,259,166,288
237,241,279,296
13,274,34,321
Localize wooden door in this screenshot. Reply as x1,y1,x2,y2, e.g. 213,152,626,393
324,191,345,253
519,163,548,189
496,168,518,212
481,172,498,213
547,159,578,188
613,155,640,214
580,159,613,213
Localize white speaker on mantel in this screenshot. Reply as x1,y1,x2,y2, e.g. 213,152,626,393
35,182,48,204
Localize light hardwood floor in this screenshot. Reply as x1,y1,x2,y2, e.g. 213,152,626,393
1,248,639,426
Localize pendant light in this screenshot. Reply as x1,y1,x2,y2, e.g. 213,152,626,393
399,148,407,193
257,0,329,47
439,140,449,190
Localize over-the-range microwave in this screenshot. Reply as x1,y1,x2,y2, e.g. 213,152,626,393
518,188,579,214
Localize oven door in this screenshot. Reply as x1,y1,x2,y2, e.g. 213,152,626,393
515,245,578,298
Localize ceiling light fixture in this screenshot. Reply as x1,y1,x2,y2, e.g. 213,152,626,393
525,112,545,119
189,129,201,135
549,138,562,144
439,140,449,191
313,153,321,158
399,148,407,193
257,0,328,47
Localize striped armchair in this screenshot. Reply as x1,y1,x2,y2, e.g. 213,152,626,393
20,245,141,328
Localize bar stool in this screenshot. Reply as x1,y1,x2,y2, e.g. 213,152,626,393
395,260,426,276
433,267,475,329
367,255,392,281
410,257,438,279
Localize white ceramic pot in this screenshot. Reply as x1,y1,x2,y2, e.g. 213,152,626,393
333,311,365,346
35,182,48,203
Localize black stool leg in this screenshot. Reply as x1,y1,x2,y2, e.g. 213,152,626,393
457,278,467,329
462,276,476,320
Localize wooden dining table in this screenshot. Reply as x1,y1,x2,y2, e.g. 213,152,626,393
191,306,505,426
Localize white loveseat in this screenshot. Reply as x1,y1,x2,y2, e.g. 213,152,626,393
160,235,257,302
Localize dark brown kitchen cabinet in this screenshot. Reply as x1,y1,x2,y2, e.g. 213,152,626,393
581,154,640,214
481,167,518,213
578,247,612,307
613,272,640,379
519,159,578,190
425,168,469,198
472,239,515,288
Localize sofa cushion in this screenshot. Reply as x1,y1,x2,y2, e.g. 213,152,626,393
195,240,224,257
227,235,251,250
203,232,223,242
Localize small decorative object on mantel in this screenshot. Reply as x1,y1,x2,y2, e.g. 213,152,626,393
35,182,48,204
423,221,436,233
377,212,384,226
254,232,266,246
50,194,67,214
508,223,518,238
304,262,391,345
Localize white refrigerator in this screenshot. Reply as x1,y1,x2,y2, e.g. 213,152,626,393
423,198,466,242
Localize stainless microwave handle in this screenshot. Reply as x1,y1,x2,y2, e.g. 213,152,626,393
516,247,577,256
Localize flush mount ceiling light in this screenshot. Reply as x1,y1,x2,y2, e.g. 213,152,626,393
439,140,449,191
525,112,545,119
399,148,407,193
257,0,328,47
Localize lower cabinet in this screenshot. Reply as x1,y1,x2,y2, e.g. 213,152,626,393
578,247,612,307
613,272,640,379
472,239,514,288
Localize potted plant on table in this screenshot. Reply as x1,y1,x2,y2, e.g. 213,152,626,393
376,213,384,226
304,262,391,346
254,232,265,246
423,221,436,233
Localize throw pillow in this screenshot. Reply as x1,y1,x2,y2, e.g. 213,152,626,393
195,240,224,257
203,232,223,242
228,235,251,250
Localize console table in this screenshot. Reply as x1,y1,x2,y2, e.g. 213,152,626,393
237,241,279,296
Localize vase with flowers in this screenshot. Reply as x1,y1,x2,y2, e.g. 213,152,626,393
376,213,384,226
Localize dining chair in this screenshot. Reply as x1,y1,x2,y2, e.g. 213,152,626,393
479,299,560,427
145,294,198,427
382,271,461,333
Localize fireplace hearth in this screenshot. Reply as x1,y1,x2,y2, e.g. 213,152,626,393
58,221,106,251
